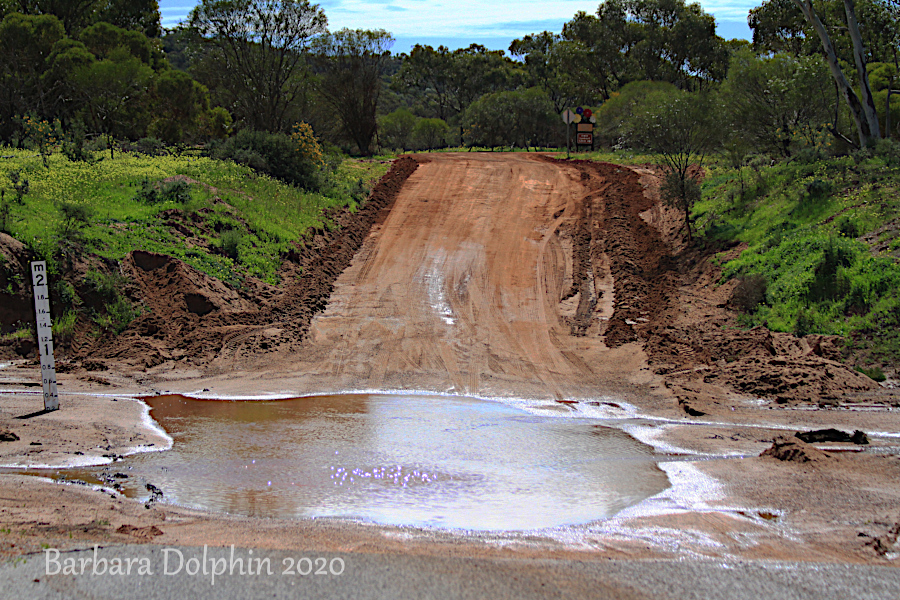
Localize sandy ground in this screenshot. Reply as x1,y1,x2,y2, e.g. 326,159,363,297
2,153,900,583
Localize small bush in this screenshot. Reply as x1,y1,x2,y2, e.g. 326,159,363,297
836,216,860,238
62,123,99,163
221,229,242,260
95,297,139,334
52,310,78,340
84,270,124,303
134,179,191,204
731,274,768,312
0,200,11,234
210,128,323,191
8,169,29,203
805,178,832,200
794,307,814,337
856,365,886,382
84,270,139,334
874,138,900,163
348,178,369,204
132,137,167,156
57,201,94,239
807,236,857,302
54,280,82,310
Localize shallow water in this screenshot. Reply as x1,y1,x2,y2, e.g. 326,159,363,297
54,394,670,531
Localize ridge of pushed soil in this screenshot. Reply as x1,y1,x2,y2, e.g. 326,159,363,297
546,157,888,414
67,156,420,371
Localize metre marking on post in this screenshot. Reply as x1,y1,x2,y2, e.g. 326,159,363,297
31,261,59,411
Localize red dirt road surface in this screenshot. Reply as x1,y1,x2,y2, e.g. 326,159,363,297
205,152,654,402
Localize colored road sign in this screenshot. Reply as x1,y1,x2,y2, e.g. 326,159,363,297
576,133,593,146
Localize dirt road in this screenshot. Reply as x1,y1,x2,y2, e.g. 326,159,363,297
200,152,655,402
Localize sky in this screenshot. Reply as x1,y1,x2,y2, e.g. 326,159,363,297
158,0,755,54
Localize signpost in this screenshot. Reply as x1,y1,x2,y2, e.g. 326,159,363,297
562,109,577,158
563,107,596,155
31,261,59,411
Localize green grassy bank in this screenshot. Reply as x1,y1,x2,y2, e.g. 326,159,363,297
1,149,390,286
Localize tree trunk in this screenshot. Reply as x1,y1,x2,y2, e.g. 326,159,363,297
888,87,893,139
842,0,881,141
793,0,879,148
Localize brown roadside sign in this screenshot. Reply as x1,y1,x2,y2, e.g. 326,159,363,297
576,133,593,145
577,123,593,132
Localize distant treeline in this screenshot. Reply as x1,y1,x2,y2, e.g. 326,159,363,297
1,0,898,162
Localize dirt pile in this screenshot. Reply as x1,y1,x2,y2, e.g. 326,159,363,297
70,156,419,370
761,435,833,464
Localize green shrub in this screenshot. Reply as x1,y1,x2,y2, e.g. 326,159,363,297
95,297,139,334
856,365,886,382
62,123,99,164
836,216,860,238
57,201,95,239
0,200,11,234
805,178,832,200
794,307,814,337
134,178,191,204
54,280,82,310
8,169,29,203
132,137,167,156
52,310,78,339
221,229,242,260
210,129,322,191
807,236,857,302
84,270,124,303
731,274,768,312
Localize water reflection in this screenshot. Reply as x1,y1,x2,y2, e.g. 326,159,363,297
63,394,671,530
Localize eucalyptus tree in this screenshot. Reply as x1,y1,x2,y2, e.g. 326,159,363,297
509,31,583,112
6,1,161,36
719,48,833,157
749,0,899,146
189,0,327,133
394,44,455,120
627,89,721,241
312,28,393,155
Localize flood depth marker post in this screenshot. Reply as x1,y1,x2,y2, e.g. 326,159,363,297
31,261,59,411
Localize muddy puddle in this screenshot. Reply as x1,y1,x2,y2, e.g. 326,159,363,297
42,393,669,531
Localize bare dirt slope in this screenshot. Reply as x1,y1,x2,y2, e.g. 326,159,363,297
187,152,657,402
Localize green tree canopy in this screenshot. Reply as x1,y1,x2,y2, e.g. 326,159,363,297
626,88,721,240
312,28,393,155
189,0,327,133
6,1,161,36
719,48,833,157
378,107,416,150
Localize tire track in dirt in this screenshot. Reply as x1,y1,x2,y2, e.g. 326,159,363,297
251,153,645,401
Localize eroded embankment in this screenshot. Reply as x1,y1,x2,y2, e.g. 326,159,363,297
552,158,887,415
69,156,420,371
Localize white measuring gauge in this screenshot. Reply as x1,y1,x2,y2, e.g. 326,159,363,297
31,261,59,411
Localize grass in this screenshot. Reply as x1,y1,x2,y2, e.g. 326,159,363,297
0,148,390,285
694,148,900,363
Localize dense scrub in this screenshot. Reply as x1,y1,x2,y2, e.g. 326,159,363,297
696,146,900,366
